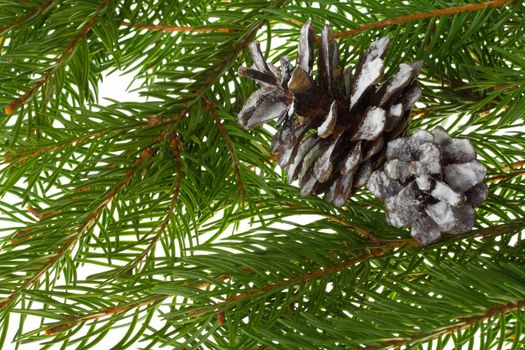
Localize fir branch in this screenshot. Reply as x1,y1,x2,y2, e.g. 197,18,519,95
1,0,290,314
334,0,514,38
4,129,109,164
365,298,525,349
0,126,171,311
0,0,57,35
1,0,524,348
44,294,165,335
2,115,180,165
6,207,522,344
21,218,525,341
190,219,524,317
119,0,513,41
120,134,184,276
203,98,245,202
3,0,113,116
42,274,237,335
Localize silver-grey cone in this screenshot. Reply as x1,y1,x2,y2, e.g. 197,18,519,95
367,127,488,245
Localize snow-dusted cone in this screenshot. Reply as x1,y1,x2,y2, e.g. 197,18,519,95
238,21,423,206
367,127,488,245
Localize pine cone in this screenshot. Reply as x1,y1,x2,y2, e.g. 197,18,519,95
238,21,422,206
367,127,488,245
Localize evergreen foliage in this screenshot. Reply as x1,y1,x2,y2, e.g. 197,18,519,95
0,0,524,348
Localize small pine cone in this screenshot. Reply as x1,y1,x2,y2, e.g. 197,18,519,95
238,21,422,206
367,127,488,245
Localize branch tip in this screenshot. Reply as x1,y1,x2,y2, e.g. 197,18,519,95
203,97,246,202
4,104,14,116
5,0,113,114
366,298,525,349
335,0,514,38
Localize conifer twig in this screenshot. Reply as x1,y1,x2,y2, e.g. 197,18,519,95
0,127,171,311
193,218,524,315
487,159,525,183
43,274,236,334
3,117,176,165
334,0,513,38
128,1,511,38
0,0,57,35
203,98,246,202
0,2,289,312
364,298,525,349
502,160,525,171
317,210,378,243
488,169,525,183
284,202,379,242
35,219,523,335
4,130,108,164
3,0,113,115
121,134,184,275
44,294,165,335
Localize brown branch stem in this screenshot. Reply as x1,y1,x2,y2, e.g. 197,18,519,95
203,98,246,202
487,159,525,183
502,159,525,171
335,0,514,38
488,169,525,183
4,0,113,115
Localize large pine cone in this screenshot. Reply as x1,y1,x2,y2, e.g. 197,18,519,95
238,21,422,207
367,127,488,244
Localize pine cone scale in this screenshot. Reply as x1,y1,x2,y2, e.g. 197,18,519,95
248,41,272,75
297,20,315,74
238,66,278,86
349,57,385,111
351,107,387,141
374,61,423,107
238,87,292,129
444,161,487,192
